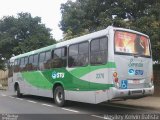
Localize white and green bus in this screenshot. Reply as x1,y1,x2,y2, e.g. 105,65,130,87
8,26,154,106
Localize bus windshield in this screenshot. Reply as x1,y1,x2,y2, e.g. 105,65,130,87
115,31,151,57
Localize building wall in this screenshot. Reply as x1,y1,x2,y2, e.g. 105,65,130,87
0,70,8,87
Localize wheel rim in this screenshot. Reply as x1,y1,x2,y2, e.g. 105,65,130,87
56,90,63,103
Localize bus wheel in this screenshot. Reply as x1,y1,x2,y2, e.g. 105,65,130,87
16,85,22,98
54,86,65,107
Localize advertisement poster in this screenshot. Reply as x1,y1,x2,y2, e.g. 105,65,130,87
115,31,150,56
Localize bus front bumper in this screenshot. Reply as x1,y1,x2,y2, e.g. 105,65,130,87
111,86,154,99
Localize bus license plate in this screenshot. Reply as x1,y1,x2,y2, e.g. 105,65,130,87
133,80,140,84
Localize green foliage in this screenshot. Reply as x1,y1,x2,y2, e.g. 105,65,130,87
153,64,160,71
0,59,5,70
60,0,160,61
0,13,56,69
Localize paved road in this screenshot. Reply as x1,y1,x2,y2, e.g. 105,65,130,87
0,90,160,120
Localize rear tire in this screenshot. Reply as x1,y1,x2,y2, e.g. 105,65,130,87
54,86,65,107
16,85,22,98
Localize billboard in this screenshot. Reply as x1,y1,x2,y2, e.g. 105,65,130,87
115,31,150,56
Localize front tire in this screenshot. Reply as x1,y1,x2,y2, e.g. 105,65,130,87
54,86,65,107
16,85,22,98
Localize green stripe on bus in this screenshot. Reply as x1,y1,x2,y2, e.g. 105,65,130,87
21,67,114,91
22,71,53,89
70,62,116,78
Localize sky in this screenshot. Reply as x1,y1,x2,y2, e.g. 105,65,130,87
0,0,74,41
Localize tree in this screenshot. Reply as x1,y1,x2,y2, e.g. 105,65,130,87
60,0,160,61
0,12,56,69
0,54,5,70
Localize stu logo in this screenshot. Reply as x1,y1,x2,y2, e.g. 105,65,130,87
128,69,135,75
128,69,143,75
52,71,65,79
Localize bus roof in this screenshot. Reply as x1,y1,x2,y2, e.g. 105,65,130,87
10,26,149,61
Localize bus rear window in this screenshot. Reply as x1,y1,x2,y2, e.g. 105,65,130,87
115,31,150,57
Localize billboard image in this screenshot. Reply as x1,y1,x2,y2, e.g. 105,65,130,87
115,31,150,56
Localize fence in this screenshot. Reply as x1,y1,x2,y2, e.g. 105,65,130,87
0,70,8,90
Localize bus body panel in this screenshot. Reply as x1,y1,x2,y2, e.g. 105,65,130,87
111,28,154,99
115,55,152,88
9,65,116,104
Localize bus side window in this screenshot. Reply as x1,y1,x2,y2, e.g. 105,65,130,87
24,57,28,71
68,44,78,67
61,47,67,67
8,62,14,77
39,52,45,70
44,51,51,69
90,37,108,65
39,51,51,70
28,55,34,71
51,47,67,68
14,59,20,73
52,48,61,68
20,57,25,72
45,51,51,61
68,42,89,67
78,42,89,66
39,52,45,62
33,54,39,70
